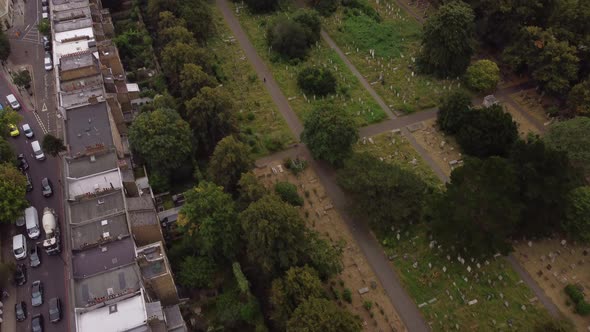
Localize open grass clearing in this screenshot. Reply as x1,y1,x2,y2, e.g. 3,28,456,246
232,3,387,126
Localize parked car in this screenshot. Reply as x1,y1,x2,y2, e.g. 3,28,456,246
22,123,34,138
17,154,29,171
9,124,19,137
41,178,53,197
6,94,21,110
31,280,43,307
13,234,27,260
32,314,44,332
30,245,41,267
42,36,50,51
15,301,27,322
14,263,26,286
25,172,33,192
48,297,61,323
44,52,52,71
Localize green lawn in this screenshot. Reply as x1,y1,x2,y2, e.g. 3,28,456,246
211,7,296,157
323,0,460,113
232,3,387,126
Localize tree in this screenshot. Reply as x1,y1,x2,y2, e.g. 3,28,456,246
418,1,475,77
0,28,10,61
297,67,337,97
544,117,590,176
178,255,217,289
564,187,590,243
293,9,321,45
436,90,473,134
310,0,340,16
534,317,575,332
270,266,324,327
179,0,214,41
158,26,196,48
286,298,362,332
456,104,518,158
301,104,358,166
0,108,22,139
180,181,240,260
568,78,590,116
244,0,278,12
42,134,66,157
157,11,185,31
237,172,268,209
240,195,307,277
464,59,500,92
0,138,14,163
338,153,428,233
0,163,28,224
129,108,192,178
274,182,304,206
303,231,343,280
208,136,253,193
430,157,522,257
161,42,213,85
268,20,312,60
179,63,217,100
37,19,50,36
12,70,31,89
185,87,237,155
147,0,177,21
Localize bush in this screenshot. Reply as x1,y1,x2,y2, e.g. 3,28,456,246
267,10,321,60
565,284,584,304
274,182,304,206
342,288,352,303
297,67,337,96
576,301,590,316
284,157,308,175
363,301,373,311
244,0,278,12
464,59,500,93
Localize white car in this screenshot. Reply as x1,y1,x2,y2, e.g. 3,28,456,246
22,123,34,138
44,52,53,71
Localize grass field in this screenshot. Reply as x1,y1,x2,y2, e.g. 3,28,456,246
211,7,295,157
323,0,460,113
232,3,387,126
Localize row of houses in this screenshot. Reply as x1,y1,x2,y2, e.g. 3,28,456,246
47,0,187,331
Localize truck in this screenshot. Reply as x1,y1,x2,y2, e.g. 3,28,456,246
42,207,60,255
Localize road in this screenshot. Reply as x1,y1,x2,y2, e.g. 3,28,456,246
0,0,68,331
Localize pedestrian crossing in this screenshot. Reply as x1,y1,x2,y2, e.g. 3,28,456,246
21,24,40,44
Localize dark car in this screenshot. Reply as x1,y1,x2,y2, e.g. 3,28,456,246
25,172,33,192
32,314,43,332
48,297,61,323
42,36,51,51
15,301,27,322
30,245,41,267
41,178,53,197
31,280,43,307
15,263,26,286
17,154,29,172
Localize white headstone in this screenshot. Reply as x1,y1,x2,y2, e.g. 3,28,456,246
468,299,478,306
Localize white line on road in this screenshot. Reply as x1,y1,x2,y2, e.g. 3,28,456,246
32,110,48,135
41,103,47,112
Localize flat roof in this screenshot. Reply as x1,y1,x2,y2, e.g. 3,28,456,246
53,6,91,22
128,210,158,227
72,237,136,278
67,169,121,199
67,151,118,178
65,103,112,155
74,267,140,308
125,195,154,211
69,190,125,224
71,213,129,250
55,39,93,60
55,27,94,43
76,293,147,332
61,75,103,92
60,51,97,72
51,0,89,12
60,84,104,110
54,17,93,32
164,305,187,332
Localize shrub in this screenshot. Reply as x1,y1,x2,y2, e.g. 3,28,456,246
342,288,352,303
565,284,585,304
274,182,304,206
576,301,590,316
284,157,308,175
464,59,500,93
267,10,321,60
297,67,337,96
363,301,373,311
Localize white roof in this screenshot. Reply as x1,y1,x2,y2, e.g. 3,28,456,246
54,27,94,60
76,294,148,332
67,169,121,199
126,83,140,93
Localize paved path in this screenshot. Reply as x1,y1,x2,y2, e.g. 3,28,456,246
216,0,430,330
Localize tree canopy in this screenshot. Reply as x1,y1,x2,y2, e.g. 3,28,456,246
42,134,66,157
0,138,14,163
178,255,217,289
267,10,321,60
286,298,362,332
544,117,590,177
0,163,28,224
564,187,590,243
297,67,337,97
568,78,590,116
436,90,473,135
464,59,500,93
207,135,253,193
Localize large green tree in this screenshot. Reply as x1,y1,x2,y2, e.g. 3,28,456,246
567,77,590,116
244,0,278,12
267,10,321,60
237,172,268,209
544,117,590,176
42,134,66,157
207,135,253,193
161,42,213,86
177,255,217,289
563,187,590,243
297,67,337,97
418,1,475,77
286,298,362,332
301,104,358,166
129,108,192,179
464,59,500,93
179,63,217,100
302,231,343,280
179,0,214,41
430,157,522,256
0,138,14,163
0,163,28,224
436,90,473,134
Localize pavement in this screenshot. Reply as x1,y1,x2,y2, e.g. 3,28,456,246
0,0,69,331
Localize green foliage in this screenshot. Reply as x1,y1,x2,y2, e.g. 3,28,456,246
233,262,250,294
244,0,278,12
181,181,239,261
129,108,192,180
237,172,267,209
342,0,381,22
284,157,308,175
338,153,428,234
565,284,584,304
267,10,321,60
312,0,340,16
436,90,473,134
37,19,50,36
533,317,575,332
274,182,304,206
363,301,372,311
41,134,66,157
545,117,590,176
431,157,522,256
302,232,343,280
418,1,475,77
301,104,359,166
576,301,590,316
456,104,518,158
270,266,324,327
114,28,154,72
207,136,253,193
564,187,590,243
568,78,590,116
287,298,362,332
12,70,31,89
0,163,28,223
0,138,14,163
161,42,213,86
179,0,214,41
215,287,265,329
464,59,500,92
297,67,337,97
179,63,217,100
342,288,352,303
178,256,217,289
158,26,196,48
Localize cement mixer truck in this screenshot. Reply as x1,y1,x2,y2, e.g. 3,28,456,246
42,207,61,255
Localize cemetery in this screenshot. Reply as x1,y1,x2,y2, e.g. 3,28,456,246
408,118,462,177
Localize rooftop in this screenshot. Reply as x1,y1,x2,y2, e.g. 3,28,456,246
60,51,98,72
72,237,135,279
54,17,93,32
61,74,104,93
163,305,187,332
126,195,154,212
61,84,105,110
67,169,121,199
71,212,129,250
51,0,89,11
69,190,125,224
67,151,118,178
136,242,168,279
157,207,181,225
53,6,91,22
75,292,146,330
65,102,112,155
128,210,158,227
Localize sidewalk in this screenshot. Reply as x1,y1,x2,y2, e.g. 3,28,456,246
0,235,18,332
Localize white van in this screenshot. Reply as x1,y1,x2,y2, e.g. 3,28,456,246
6,94,21,110
25,206,41,239
13,234,27,260
31,140,46,160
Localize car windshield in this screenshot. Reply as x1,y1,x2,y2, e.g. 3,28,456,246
15,247,24,255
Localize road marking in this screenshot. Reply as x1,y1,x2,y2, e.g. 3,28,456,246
33,110,49,135
25,24,30,30
41,103,47,112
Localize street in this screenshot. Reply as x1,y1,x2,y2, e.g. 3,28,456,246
0,0,67,331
